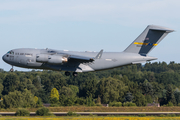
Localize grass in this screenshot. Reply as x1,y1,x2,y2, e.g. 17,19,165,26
1,106,180,112
1,116,180,120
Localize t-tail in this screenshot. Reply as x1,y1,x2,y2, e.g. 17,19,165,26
124,25,174,55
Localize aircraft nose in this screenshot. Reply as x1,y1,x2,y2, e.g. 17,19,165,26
2,55,5,61
2,54,7,62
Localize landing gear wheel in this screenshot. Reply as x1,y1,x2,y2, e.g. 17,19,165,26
65,71,70,76
10,66,14,72
73,72,78,77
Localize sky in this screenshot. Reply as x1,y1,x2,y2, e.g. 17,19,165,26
0,0,180,71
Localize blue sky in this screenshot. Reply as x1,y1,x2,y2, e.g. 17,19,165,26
0,0,180,71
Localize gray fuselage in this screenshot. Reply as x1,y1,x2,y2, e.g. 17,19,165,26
2,48,156,72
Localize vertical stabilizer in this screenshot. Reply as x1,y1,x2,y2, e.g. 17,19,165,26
124,25,174,55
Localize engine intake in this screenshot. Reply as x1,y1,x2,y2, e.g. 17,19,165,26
36,54,48,62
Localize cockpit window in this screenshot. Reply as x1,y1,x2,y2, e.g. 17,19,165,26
48,51,56,54
7,50,14,55
48,51,55,53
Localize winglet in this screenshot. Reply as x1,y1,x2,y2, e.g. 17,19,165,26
95,49,103,59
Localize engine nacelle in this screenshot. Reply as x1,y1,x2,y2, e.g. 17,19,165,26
36,54,48,62
36,54,68,64
48,55,68,64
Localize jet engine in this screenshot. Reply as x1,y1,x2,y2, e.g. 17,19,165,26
48,55,68,64
36,54,68,64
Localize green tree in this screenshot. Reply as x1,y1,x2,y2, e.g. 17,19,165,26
49,73,67,90
35,88,49,103
50,88,59,104
69,85,79,97
50,88,59,100
3,73,20,94
140,79,153,97
174,88,180,105
34,96,38,104
36,107,51,116
59,86,75,106
15,109,30,116
0,83,4,95
98,77,128,103
78,73,98,98
124,92,134,102
3,89,35,108
86,95,95,106
36,98,43,107
32,76,41,90
166,84,176,105
22,89,36,108
133,92,147,106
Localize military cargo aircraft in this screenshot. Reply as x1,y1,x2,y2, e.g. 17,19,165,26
2,25,174,76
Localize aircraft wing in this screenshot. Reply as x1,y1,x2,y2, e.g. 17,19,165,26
67,49,103,62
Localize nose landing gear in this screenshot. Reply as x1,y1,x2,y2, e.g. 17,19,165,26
10,66,14,72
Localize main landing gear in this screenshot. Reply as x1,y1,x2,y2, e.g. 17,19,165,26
73,72,78,77
65,71,70,76
65,71,78,77
10,66,14,72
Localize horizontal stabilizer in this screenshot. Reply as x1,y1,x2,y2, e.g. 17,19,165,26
132,56,157,64
132,61,146,64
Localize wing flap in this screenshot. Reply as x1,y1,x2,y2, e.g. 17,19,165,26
69,55,94,61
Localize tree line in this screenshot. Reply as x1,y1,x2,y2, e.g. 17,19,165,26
0,61,180,108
